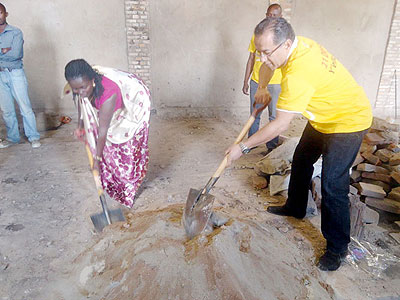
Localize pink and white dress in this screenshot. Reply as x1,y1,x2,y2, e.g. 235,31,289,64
72,66,151,208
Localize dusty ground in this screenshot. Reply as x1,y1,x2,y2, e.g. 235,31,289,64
0,114,399,300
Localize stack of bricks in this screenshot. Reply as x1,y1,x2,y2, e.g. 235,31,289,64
125,0,151,87
351,117,400,216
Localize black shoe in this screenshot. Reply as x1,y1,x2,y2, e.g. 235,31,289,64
317,250,347,271
267,205,292,216
267,205,304,219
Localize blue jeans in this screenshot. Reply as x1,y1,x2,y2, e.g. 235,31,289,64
0,68,40,143
248,79,280,149
285,123,367,253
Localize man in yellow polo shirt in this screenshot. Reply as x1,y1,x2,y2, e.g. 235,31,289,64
228,17,372,271
242,3,282,151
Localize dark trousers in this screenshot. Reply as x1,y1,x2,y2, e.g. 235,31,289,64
286,123,367,253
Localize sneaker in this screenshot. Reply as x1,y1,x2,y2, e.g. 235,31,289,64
0,140,16,149
317,250,348,271
31,140,41,148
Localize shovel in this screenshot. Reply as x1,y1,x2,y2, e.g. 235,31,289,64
183,103,267,239
85,145,126,232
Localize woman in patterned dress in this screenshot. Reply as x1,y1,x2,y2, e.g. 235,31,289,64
64,59,151,208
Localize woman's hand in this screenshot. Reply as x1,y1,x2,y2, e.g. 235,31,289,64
74,127,85,141
255,87,272,106
225,144,242,166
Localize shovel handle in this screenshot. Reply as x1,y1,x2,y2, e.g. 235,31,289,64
85,144,104,197
211,102,267,180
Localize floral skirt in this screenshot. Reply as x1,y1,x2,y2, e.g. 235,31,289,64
100,127,149,208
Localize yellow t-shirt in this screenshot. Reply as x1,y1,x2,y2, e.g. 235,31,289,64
248,34,282,85
277,36,372,134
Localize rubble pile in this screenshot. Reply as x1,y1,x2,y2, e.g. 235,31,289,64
252,117,400,243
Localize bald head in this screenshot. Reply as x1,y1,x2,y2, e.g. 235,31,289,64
266,3,282,18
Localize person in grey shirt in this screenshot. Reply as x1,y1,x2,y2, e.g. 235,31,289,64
0,3,40,148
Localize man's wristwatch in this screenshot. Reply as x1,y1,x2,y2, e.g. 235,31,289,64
239,142,251,154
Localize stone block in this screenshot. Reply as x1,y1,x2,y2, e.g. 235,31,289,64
356,163,389,174
352,152,364,167
390,171,400,185
349,184,358,195
354,182,386,199
364,132,386,145
349,193,365,239
359,143,377,154
389,232,400,244
361,172,391,184
387,188,400,202
361,152,381,165
387,143,400,153
252,176,268,189
360,179,391,193
256,138,299,175
375,149,393,163
371,117,400,132
269,173,291,196
365,197,400,214
389,152,400,166
350,170,361,182
379,130,399,145
363,206,379,225
389,164,400,173
395,220,400,228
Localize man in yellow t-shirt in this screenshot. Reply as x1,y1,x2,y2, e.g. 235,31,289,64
242,3,282,151
229,17,372,271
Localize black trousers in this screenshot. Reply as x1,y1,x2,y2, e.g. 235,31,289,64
286,123,367,253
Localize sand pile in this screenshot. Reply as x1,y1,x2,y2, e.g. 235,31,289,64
49,205,333,299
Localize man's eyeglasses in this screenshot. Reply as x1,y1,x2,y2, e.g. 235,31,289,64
255,41,285,58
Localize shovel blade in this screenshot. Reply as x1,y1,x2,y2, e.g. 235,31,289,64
183,188,215,239
90,208,126,232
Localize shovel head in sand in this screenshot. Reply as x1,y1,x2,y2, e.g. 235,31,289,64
183,188,215,239
183,103,267,239
90,194,126,232
85,145,126,232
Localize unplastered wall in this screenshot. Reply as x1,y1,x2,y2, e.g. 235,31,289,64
2,0,128,115
149,0,269,117
150,0,394,117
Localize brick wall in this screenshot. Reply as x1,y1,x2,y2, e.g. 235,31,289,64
124,0,151,87
376,0,399,117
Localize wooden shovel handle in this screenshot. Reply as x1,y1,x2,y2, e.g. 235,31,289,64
211,103,267,179
85,144,104,197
